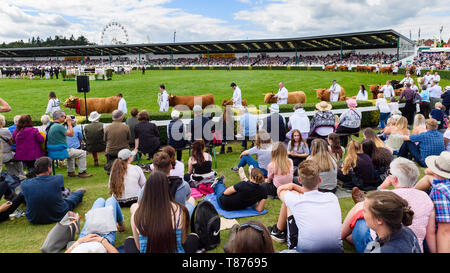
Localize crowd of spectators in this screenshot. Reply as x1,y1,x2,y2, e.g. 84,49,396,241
413,52,450,71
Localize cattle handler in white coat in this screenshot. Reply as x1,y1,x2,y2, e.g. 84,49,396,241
230,82,242,108
274,82,289,105
329,80,341,102
158,84,169,112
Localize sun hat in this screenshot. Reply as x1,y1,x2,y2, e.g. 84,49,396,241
193,105,202,112
88,111,102,122
346,99,357,108
315,101,332,111
269,104,279,113
112,110,124,121
425,151,450,179
117,149,136,161
171,110,180,119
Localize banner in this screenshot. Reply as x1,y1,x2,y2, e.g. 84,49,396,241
64,56,86,61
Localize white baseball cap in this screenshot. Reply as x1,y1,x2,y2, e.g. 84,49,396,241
117,149,136,160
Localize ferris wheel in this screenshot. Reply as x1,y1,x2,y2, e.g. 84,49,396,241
101,21,129,45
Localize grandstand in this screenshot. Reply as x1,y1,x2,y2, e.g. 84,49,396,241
0,29,416,68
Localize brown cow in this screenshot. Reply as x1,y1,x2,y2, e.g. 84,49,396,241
365,66,375,73
337,65,348,72
356,65,366,72
379,67,393,74
394,87,406,97
168,94,215,110
315,88,346,102
222,99,248,107
325,65,336,71
369,85,382,99
63,96,120,115
263,91,307,104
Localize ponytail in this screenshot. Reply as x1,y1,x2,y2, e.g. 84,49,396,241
250,168,265,184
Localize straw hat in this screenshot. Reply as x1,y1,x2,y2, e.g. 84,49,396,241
425,151,450,179
315,101,332,111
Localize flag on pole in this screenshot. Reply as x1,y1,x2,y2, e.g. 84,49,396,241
409,29,412,40
418,28,421,40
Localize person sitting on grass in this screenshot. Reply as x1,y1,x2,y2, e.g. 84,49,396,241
305,139,338,193
127,172,200,253
361,191,421,253
384,116,409,153
211,167,267,212
338,140,377,191
268,160,343,253
65,197,125,253
363,127,393,154
327,133,345,167
21,157,86,225
412,114,427,135
231,130,273,177
342,157,436,253
419,151,450,253
287,129,309,168
108,149,146,208
141,151,195,217
362,139,393,185
261,142,294,198
430,102,446,130
184,139,216,187
150,146,184,179
0,179,25,222
224,221,274,253
398,118,445,167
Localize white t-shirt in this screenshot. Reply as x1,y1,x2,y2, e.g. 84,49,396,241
428,85,442,98
376,98,391,113
444,130,450,152
380,85,395,98
108,164,146,202
284,190,343,253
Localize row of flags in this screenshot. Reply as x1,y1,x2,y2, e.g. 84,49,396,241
410,26,444,41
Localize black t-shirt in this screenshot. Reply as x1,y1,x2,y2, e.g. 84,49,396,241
354,153,375,182
219,181,267,211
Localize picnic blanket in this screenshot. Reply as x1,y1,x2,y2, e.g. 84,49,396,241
204,194,268,219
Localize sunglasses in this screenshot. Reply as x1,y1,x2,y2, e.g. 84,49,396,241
238,224,266,243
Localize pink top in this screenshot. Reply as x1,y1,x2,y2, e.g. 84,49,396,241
370,188,434,252
267,159,294,188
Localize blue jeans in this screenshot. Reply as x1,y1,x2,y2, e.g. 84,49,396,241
398,141,426,167
378,112,390,129
352,219,373,253
79,197,124,245
237,155,268,177
64,191,84,211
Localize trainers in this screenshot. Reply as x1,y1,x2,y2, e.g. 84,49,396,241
269,224,286,243
211,175,224,188
231,166,239,172
78,172,93,178
9,209,25,219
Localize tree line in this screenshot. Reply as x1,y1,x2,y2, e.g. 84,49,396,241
0,35,95,48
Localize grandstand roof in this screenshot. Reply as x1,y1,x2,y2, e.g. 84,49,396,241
0,29,414,58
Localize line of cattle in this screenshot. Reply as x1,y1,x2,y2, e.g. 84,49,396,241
63,78,419,115
324,64,417,74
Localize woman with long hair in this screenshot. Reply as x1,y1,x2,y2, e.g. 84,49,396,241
327,133,345,167
412,114,427,135
338,140,377,191
307,139,338,193
287,129,309,167
224,221,274,253
356,85,368,101
362,139,393,184
232,130,273,177
109,149,146,207
385,116,409,153
363,128,393,153
184,139,215,186
12,115,44,175
363,191,421,253
262,142,294,197
129,172,200,253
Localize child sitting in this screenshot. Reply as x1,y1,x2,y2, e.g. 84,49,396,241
430,102,445,130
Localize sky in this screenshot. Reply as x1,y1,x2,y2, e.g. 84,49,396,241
0,0,448,45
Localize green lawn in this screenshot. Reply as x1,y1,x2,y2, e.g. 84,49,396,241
0,70,439,253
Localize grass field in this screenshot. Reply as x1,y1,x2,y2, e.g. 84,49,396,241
0,70,442,253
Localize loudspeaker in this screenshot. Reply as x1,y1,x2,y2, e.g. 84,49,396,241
76,75,90,93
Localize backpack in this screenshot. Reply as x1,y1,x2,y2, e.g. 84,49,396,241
190,200,221,251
